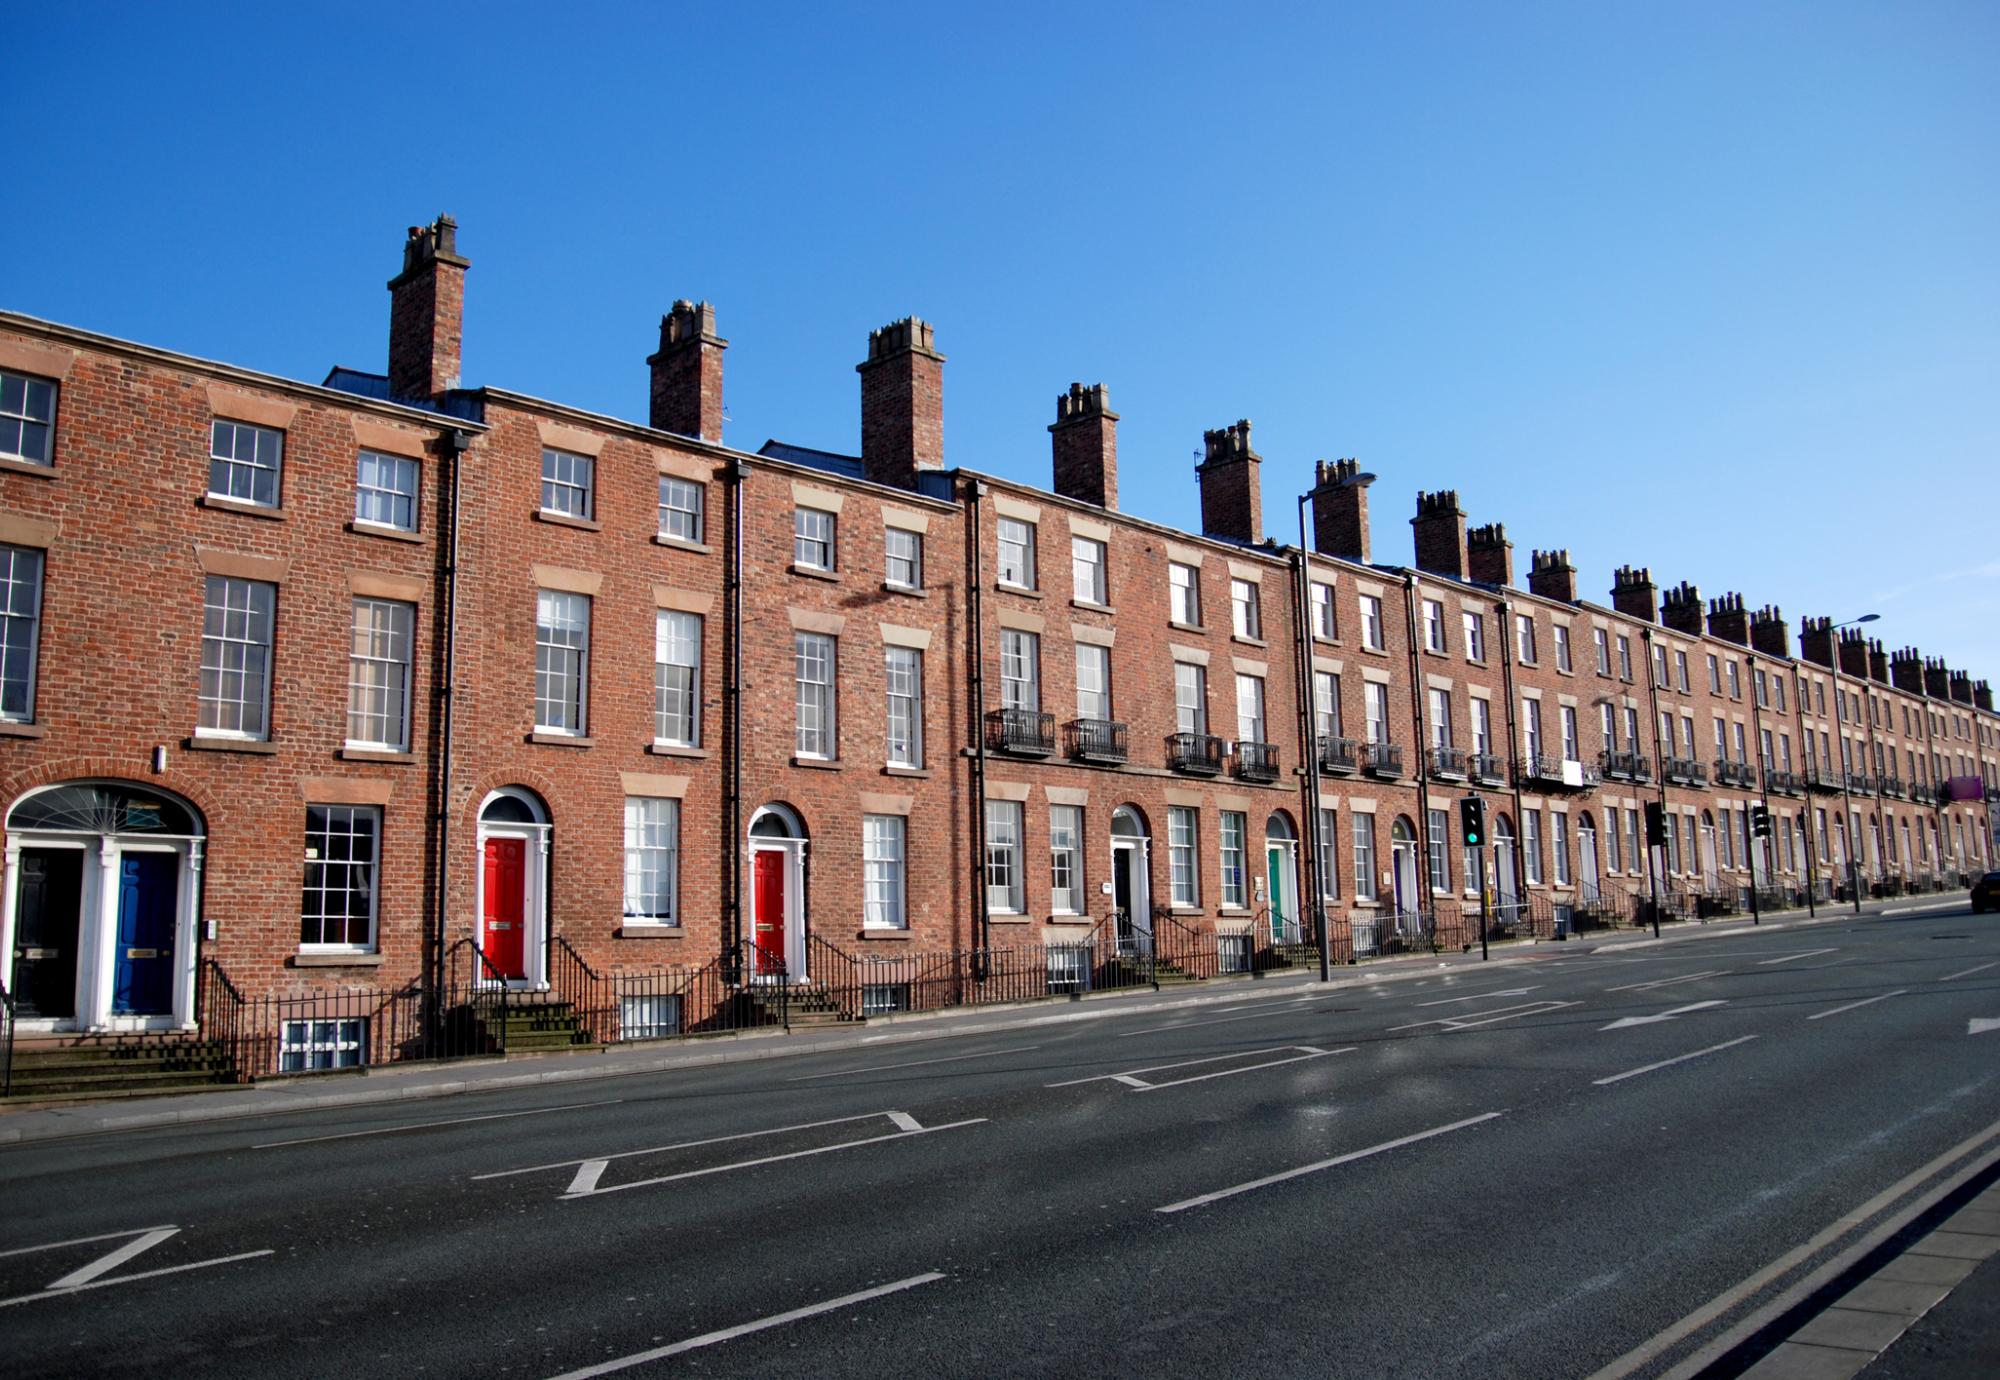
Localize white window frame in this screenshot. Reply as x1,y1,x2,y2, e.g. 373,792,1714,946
884,526,922,589
1423,599,1445,653
1071,535,1107,605
1311,582,1336,640
623,797,680,924
355,449,420,532
1075,642,1111,722
198,575,276,741
1050,805,1084,915
0,369,57,466
654,610,702,748
795,631,836,758
281,1017,366,1071
1170,562,1200,626
346,597,414,752
540,447,594,520
1236,673,1266,747
985,800,1025,913
209,418,284,508
534,589,591,735
1360,595,1385,651
1219,811,1247,909
301,804,380,952
997,517,1036,589
1464,611,1485,662
794,507,836,571
1352,813,1378,902
1515,613,1538,665
885,646,923,767
1000,629,1040,712
0,544,44,724
1169,806,1200,908
1553,623,1572,673
1230,579,1262,640
863,814,907,930
657,476,705,545
1175,662,1207,736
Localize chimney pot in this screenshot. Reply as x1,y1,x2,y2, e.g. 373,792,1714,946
386,214,470,400
1308,457,1372,562
1050,382,1119,509
857,316,946,490
1194,420,1262,543
648,300,728,442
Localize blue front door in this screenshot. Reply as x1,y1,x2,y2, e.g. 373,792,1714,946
113,852,178,1015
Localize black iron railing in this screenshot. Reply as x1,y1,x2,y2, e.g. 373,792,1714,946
1714,759,1754,789
1518,753,1569,787
1879,776,1905,799
1470,751,1507,784
1765,768,1801,796
1235,740,1280,783
987,707,1055,756
1429,745,1469,780
1602,749,1651,783
1,977,14,1098
1167,731,1225,775
1845,770,1876,795
1361,740,1405,778
1804,764,1843,794
1065,717,1128,763
1318,735,1359,774
1664,755,1708,786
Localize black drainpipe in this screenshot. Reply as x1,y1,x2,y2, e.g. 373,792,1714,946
1496,597,1529,916
1287,538,1328,980
1401,572,1437,906
431,426,471,1040
723,457,749,982
965,478,990,982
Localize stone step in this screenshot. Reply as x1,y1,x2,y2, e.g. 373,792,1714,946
6,1066,233,1098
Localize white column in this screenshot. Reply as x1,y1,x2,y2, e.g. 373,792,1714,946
86,843,118,1031
177,841,203,1030
0,838,20,1000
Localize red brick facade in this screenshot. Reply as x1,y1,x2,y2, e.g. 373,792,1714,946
2,216,1995,1047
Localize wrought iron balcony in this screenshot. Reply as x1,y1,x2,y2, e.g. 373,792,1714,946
1167,731,1225,776
1879,776,1905,799
1714,759,1756,789
986,707,1054,757
1064,717,1128,764
1234,740,1280,783
1470,752,1507,785
1317,735,1359,775
1428,745,1469,780
1844,770,1876,795
1601,749,1651,784
1663,755,1708,787
1803,765,1843,794
1518,753,1566,787
1360,740,1405,779
1765,769,1803,797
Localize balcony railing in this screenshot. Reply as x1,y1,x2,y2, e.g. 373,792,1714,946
1714,759,1756,789
1064,717,1128,764
1428,745,1469,780
1765,769,1802,797
987,708,1054,757
1844,771,1876,795
1663,755,1708,787
1471,752,1507,785
1601,749,1651,784
1803,765,1843,794
1234,740,1280,783
1360,740,1405,778
1167,731,1225,776
1879,776,1905,799
1318,735,1359,775
1518,753,1566,787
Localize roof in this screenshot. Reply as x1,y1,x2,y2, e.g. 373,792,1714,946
321,367,486,423
757,440,864,481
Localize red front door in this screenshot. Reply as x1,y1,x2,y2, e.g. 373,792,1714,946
482,837,528,981
752,849,786,975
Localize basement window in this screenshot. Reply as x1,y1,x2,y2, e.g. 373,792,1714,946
280,1017,366,1072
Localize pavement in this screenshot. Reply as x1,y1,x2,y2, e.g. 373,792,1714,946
1,891,1994,1379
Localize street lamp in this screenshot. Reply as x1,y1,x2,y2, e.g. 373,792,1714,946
1825,614,1880,915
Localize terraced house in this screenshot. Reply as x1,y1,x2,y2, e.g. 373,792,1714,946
2,217,1995,1095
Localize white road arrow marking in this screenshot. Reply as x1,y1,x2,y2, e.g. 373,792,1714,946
1416,987,1540,1007
1601,1000,1727,1031
1969,1018,2000,1036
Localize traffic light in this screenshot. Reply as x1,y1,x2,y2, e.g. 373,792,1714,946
1751,804,1772,839
1459,796,1486,848
1644,801,1668,848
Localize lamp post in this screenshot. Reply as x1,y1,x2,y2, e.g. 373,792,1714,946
1823,614,1881,915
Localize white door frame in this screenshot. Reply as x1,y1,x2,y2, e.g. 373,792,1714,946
473,802,550,991
1266,838,1298,943
1110,837,1151,946
748,838,806,982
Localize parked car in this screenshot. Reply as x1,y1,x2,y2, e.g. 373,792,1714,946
1973,872,2000,913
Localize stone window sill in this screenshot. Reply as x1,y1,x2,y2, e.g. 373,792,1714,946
527,732,595,748
995,582,1043,599
534,509,602,532
1071,599,1115,616
1233,634,1268,650
618,924,685,939
339,746,416,764
654,535,712,554
347,519,425,544
792,755,843,770
790,562,840,582
883,582,928,598
0,457,56,480
184,735,278,755
1169,905,1204,916
857,928,915,941
291,951,385,968
0,720,47,738
882,765,931,778
648,742,710,759
1217,907,1253,918
1170,620,1207,635
199,494,286,521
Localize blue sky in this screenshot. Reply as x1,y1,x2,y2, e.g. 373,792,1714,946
8,3,1997,676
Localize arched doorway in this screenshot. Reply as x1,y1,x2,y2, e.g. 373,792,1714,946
1389,815,1421,933
1264,812,1299,946
476,788,549,987
3,781,205,1032
1577,812,1600,907
749,804,807,980
1699,811,1718,887
1109,806,1151,957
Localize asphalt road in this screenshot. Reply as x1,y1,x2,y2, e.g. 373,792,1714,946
3,905,1998,1379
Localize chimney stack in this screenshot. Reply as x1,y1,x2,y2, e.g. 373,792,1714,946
1661,581,1704,637
1707,592,1751,646
1975,680,1994,713
857,317,945,491
1527,549,1578,604
1196,420,1263,544
387,214,470,401
1890,647,1926,696
1611,566,1659,624
1924,656,1950,699
1949,669,1975,704
1837,626,1870,679
1050,383,1118,509
1308,459,1373,563
648,300,727,442
1411,490,1468,580
1751,605,1790,659
1868,640,1891,685
1467,522,1514,587
1800,616,1835,669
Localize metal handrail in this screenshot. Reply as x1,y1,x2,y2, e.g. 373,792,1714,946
0,976,15,1098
